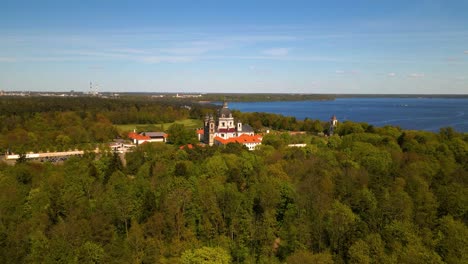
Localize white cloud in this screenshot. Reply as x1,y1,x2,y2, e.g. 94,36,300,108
140,56,194,63
464,50,468,54
335,70,359,75
64,50,194,63
226,35,297,43
69,51,131,59
0,57,17,62
158,40,231,55
206,55,338,62
387,72,396,77
262,48,290,56
88,65,105,70
160,47,210,55
248,65,271,75
111,48,147,54
445,57,462,63
0,56,93,62
408,73,424,78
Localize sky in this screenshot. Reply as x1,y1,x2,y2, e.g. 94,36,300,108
1,0,468,94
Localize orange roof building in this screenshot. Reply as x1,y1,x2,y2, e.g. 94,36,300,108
128,131,167,145
202,101,255,146
214,134,262,150
196,129,204,141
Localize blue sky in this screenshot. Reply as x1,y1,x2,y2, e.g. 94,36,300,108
1,0,467,94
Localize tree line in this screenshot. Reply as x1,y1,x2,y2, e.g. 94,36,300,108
0,96,202,153
0,96,336,154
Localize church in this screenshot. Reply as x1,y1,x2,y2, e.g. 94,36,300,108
201,101,261,150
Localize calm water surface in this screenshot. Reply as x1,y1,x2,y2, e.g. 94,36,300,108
228,98,468,132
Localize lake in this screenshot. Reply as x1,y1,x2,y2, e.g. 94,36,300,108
227,98,468,132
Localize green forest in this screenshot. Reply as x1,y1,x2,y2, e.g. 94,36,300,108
0,97,328,153
0,96,467,263
0,97,203,153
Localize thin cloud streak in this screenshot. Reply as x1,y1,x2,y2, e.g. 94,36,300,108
2,28,467,66
159,41,230,55
140,56,194,63
261,48,290,56
0,57,17,62
1,28,467,69
2,27,467,47
110,48,148,54
205,55,340,62
0,56,96,62
335,70,360,75
408,73,425,78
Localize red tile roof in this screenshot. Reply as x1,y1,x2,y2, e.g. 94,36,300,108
179,144,194,150
128,132,150,140
214,134,262,145
197,129,204,135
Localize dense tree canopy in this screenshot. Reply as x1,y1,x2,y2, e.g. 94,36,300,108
167,124,198,146
0,96,197,153
0,96,467,263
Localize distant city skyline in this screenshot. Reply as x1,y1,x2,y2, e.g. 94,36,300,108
1,0,467,94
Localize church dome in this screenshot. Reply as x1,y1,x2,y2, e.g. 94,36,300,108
219,101,232,118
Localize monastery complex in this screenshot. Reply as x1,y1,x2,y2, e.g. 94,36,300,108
201,101,262,150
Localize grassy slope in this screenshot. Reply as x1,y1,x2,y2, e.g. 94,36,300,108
114,119,203,132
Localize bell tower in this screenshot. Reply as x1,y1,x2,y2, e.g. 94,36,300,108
204,114,215,146
208,115,215,146
329,115,338,135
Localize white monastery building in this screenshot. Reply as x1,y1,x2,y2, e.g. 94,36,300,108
200,101,262,150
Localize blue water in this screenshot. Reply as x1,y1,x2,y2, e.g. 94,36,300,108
227,98,468,132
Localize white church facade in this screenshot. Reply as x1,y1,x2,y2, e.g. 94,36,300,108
202,102,260,149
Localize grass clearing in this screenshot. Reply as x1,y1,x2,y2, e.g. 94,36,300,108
115,119,203,132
